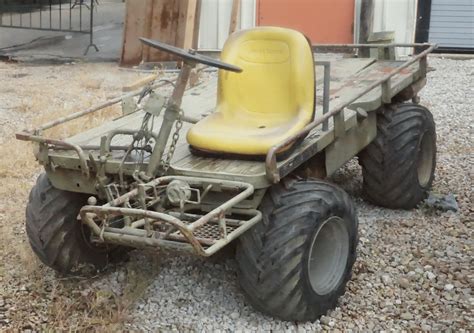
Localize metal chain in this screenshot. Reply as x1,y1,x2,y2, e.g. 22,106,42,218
162,109,184,172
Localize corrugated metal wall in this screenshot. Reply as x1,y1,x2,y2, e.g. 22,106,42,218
198,0,256,50
429,0,474,49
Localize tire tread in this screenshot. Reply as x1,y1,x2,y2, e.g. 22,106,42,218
358,103,436,209
26,174,123,275
237,180,358,321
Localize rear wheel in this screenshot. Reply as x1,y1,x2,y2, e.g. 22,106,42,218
26,173,127,275
358,103,436,209
236,179,358,321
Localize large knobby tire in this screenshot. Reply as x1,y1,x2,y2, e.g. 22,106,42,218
236,180,358,322
26,173,127,275
358,103,436,209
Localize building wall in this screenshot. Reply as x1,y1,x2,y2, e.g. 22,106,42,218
197,0,356,49
429,0,474,50
199,0,418,50
256,0,355,44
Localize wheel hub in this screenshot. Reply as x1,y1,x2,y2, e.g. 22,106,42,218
308,216,349,295
417,131,435,188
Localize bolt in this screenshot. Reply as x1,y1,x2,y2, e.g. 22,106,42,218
87,196,97,205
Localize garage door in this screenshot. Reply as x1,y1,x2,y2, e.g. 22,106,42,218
429,0,474,50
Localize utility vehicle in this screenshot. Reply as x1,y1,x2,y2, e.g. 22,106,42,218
17,27,437,321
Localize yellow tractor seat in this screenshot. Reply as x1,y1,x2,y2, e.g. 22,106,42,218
187,26,315,157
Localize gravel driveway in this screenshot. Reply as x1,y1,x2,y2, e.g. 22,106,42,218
0,57,472,331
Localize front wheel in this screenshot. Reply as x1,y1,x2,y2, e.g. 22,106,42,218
236,180,358,321
26,173,128,275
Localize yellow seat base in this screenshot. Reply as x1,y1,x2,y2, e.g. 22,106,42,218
187,27,315,157
188,109,310,156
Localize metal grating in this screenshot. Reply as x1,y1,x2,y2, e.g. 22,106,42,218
171,222,238,247
195,223,237,240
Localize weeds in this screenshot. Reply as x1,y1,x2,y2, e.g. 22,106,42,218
0,62,152,330
42,254,161,331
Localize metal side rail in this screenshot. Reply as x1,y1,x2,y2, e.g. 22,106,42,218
265,43,437,183
79,176,262,256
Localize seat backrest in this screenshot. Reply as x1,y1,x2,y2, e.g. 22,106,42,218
218,27,315,122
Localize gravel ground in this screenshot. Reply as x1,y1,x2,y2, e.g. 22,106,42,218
0,57,472,331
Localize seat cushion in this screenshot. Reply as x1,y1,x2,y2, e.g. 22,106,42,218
187,106,310,156
186,26,315,157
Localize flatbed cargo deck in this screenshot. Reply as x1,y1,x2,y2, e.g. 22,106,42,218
45,53,426,192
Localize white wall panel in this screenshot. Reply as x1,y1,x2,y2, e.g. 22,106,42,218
198,0,256,50
354,0,418,55
372,0,418,56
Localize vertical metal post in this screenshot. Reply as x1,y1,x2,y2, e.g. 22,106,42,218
49,0,51,29
79,0,82,31
89,0,94,45
83,0,99,55
69,0,72,30
146,63,194,177
39,0,42,28
315,61,342,136
59,0,62,30
322,62,331,131
315,61,331,131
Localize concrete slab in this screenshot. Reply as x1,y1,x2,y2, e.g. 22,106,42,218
0,0,124,62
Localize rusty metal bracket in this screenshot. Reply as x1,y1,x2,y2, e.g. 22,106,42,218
16,132,90,178
382,79,392,103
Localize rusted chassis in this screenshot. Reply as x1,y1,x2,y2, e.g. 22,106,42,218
80,176,262,256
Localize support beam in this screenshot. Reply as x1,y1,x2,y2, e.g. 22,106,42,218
192,0,202,49
358,0,374,43
229,0,241,35
176,0,200,52
358,0,374,57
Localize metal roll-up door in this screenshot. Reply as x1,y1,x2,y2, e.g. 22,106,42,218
429,0,474,51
